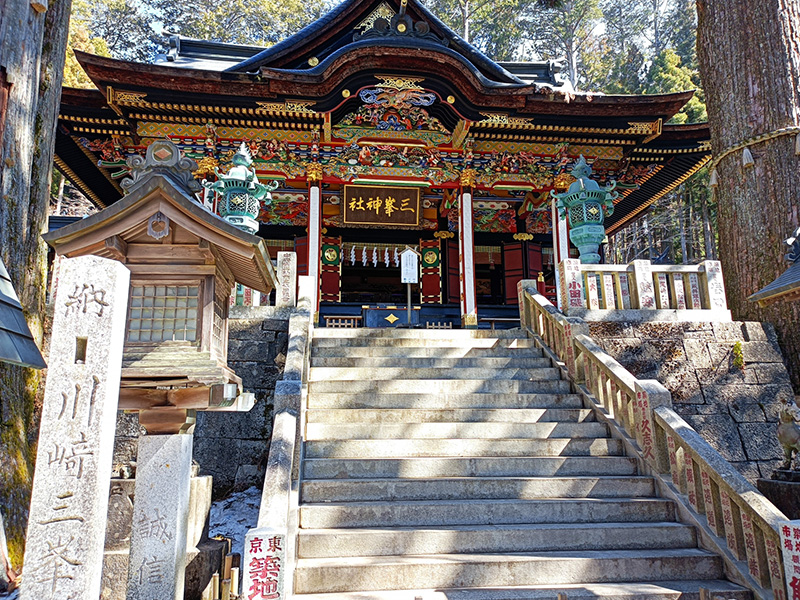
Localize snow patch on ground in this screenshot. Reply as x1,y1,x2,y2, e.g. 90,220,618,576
208,486,261,559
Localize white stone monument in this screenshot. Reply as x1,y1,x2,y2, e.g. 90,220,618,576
275,252,297,308
21,256,130,600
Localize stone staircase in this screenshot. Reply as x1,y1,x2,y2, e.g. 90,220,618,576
293,328,750,600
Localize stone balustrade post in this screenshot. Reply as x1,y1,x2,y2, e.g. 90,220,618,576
562,317,589,379
629,260,656,309
701,260,728,311
557,259,584,314
633,380,672,473
517,280,537,330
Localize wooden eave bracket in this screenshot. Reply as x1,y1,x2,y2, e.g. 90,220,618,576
104,235,128,262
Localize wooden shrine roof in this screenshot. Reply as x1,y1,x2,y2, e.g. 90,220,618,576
54,0,712,234
0,258,46,369
44,162,278,293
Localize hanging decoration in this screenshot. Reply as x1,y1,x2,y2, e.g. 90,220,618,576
384,247,390,267
393,247,400,267
372,246,378,266
362,246,368,266
350,244,356,265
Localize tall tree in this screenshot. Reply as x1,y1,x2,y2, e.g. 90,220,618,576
0,0,74,573
68,0,328,64
697,0,800,387
526,0,603,88
422,0,533,59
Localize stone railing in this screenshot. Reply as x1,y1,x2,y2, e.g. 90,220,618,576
519,281,790,600
557,258,731,322
242,275,314,600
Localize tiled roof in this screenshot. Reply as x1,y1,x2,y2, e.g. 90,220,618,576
0,258,46,369
748,261,800,307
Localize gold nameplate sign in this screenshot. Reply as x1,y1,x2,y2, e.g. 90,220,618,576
343,185,420,227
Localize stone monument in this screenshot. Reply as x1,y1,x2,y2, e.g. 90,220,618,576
758,399,800,519
20,256,130,600
43,140,278,599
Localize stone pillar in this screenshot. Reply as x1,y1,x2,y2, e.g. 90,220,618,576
779,520,799,598
702,260,728,311
21,256,130,600
459,188,477,328
275,252,297,308
633,380,671,473
557,259,584,314
307,181,322,322
552,198,569,311
629,260,656,309
126,414,195,600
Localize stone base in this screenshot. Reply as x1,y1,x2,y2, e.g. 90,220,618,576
100,539,227,600
757,476,800,519
185,539,227,600
101,475,218,600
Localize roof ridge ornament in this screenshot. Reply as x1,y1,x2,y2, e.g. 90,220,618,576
785,227,800,264
121,139,202,195
353,0,447,46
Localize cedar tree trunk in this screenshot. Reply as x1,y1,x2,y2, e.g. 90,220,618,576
697,0,800,389
0,0,72,570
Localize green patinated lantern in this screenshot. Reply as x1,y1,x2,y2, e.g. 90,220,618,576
203,142,278,235
551,156,618,264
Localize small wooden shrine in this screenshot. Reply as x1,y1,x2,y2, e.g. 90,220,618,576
0,257,46,369
44,140,277,426
749,227,800,307
53,0,711,326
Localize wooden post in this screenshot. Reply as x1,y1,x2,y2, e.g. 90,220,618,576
459,187,477,328
307,178,322,323
552,197,569,311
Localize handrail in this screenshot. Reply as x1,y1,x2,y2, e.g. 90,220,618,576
555,258,731,321
519,280,790,600
242,275,315,600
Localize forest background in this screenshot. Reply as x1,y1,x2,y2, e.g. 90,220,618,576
62,0,714,265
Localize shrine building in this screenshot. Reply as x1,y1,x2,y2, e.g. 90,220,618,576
54,0,711,327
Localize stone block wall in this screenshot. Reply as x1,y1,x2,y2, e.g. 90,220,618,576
588,320,796,481
111,306,291,497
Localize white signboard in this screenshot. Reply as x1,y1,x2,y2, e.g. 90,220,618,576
400,248,419,284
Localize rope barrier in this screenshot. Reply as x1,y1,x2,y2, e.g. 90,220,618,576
709,125,800,173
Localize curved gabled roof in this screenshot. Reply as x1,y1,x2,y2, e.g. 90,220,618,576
226,0,536,87
0,258,46,369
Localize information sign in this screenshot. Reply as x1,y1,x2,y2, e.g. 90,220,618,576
401,248,419,284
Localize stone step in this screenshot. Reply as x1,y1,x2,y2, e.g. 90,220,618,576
308,366,562,381
312,337,536,348
304,438,624,459
308,393,583,410
299,498,676,529
300,476,655,503
291,580,751,600
306,408,596,424
312,346,544,358
297,522,697,558
305,422,607,441
293,549,723,593
303,456,637,479
308,379,572,395
314,329,526,339
310,357,552,368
